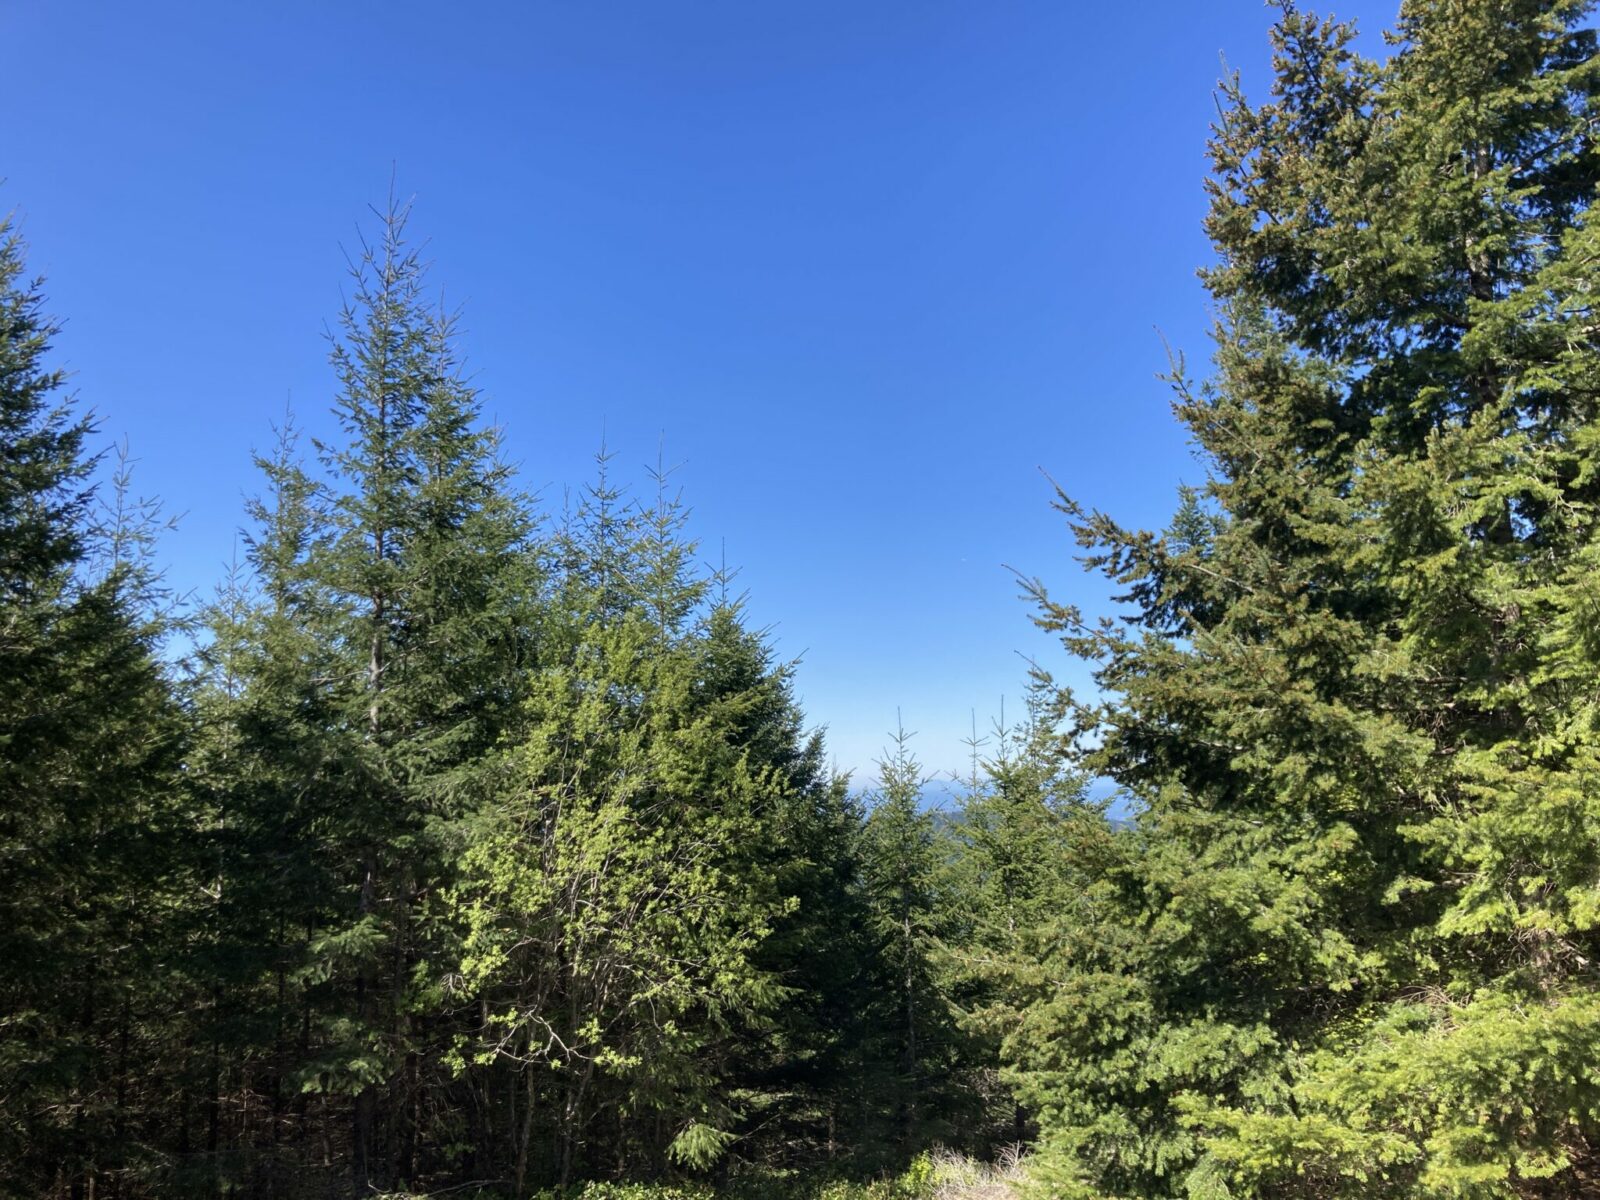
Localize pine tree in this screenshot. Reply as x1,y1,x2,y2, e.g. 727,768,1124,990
0,212,187,1198
447,460,800,1189
1013,3,1600,1196
184,193,536,1194
856,726,966,1158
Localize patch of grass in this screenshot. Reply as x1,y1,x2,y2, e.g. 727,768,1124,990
380,1150,1030,1200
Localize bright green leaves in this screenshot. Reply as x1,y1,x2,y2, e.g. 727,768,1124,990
1194,992,1600,1199
667,1122,737,1170
445,459,811,1181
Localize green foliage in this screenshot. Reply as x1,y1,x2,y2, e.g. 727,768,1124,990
22,5,1600,1193
934,686,1105,1159
445,452,832,1186
0,211,188,1198
854,727,973,1157
516,1154,972,1200
669,1124,740,1170
1009,2,1600,1196
567,1182,717,1200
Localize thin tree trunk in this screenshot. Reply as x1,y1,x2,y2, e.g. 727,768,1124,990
903,911,918,1146
208,984,222,1197
112,990,130,1200
353,865,375,1197
559,1061,595,1188
514,1066,537,1196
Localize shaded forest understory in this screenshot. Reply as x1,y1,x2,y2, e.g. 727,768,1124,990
10,2,1600,1198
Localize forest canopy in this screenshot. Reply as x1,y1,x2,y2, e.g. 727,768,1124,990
4,2,1600,1199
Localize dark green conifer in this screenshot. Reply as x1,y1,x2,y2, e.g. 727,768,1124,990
1013,3,1600,1195
0,212,187,1198
856,726,966,1157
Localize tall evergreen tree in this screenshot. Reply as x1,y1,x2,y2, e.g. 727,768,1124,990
1012,3,1600,1196
313,194,534,1194
0,213,187,1198
447,461,801,1189
184,193,536,1195
856,727,967,1159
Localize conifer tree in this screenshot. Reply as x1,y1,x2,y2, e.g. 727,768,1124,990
0,213,187,1198
183,412,352,1191
944,685,1091,1152
185,193,535,1194
857,727,966,1157
314,195,534,1194
697,562,875,1173
447,459,806,1189
1014,3,1600,1196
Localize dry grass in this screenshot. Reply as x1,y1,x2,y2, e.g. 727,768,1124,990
925,1145,1029,1200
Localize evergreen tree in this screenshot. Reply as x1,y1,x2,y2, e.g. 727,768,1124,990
0,213,187,1198
944,685,1092,1154
185,193,536,1194
447,460,805,1189
312,194,534,1194
700,564,877,1175
857,727,966,1158
1013,3,1600,1196
182,412,351,1192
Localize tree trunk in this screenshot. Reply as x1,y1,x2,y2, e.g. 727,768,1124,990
515,1065,537,1196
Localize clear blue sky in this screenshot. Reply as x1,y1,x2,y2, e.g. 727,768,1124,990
4,1,1396,780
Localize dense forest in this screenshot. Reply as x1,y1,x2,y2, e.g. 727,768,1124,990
6,1,1600,1197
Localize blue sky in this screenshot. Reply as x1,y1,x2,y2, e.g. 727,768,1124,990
4,1,1397,780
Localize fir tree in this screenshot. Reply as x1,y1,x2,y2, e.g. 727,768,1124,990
0,212,187,1198
1014,3,1600,1196
186,193,536,1194
944,684,1092,1153
447,460,801,1188
857,725,966,1158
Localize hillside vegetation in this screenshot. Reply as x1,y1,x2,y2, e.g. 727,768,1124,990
4,2,1600,1198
